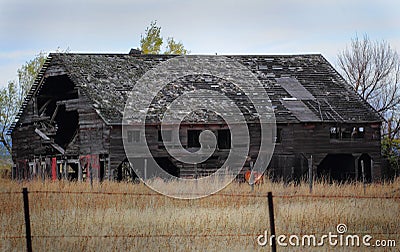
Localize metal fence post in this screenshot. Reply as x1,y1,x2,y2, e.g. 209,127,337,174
22,188,32,252
267,192,277,252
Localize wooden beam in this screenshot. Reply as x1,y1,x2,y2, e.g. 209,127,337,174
50,104,60,124
34,128,65,154
34,128,50,141
50,143,65,155
38,99,53,115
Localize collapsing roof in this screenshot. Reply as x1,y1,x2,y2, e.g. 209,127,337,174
10,53,382,132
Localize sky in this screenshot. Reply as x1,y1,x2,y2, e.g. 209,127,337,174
0,0,399,88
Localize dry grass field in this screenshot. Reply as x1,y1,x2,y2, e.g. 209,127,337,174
1,178,399,251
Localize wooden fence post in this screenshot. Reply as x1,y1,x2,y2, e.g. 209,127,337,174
22,188,32,252
267,192,277,252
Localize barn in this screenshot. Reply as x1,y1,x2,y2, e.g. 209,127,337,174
9,51,383,182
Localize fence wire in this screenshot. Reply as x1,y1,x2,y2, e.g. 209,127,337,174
1,189,399,241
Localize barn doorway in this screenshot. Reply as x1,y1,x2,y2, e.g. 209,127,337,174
317,154,355,182
357,154,372,182
155,157,180,177
116,158,137,182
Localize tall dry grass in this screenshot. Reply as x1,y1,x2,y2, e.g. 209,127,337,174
0,178,399,251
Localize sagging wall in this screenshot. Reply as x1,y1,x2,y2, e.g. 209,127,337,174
11,72,113,181
271,122,382,181
108,121,382,182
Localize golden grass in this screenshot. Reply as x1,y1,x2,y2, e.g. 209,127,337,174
0,178,399,251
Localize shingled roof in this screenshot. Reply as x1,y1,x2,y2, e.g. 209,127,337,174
12,53,382,130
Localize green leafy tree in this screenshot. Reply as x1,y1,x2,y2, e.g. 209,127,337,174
382,137,400,177
0,81,19,155
0,53,46,156
140,21,189,55
16,52,47,105
164,37,189,55
140,20,163,54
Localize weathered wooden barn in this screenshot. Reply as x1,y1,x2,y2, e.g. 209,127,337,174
9,51,383,182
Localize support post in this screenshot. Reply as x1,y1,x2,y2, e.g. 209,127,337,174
370,159,374,182
250,161,254,192
144,158,147,181
56,160,60,180
107,156,111,181
355,157,359,181
361,160,366,194
22,188,32,252
64,160,68,180
308,155,313,194
89,163,93,188
267,192,277,252
78,159,82,182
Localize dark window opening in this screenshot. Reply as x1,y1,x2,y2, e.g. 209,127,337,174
217,129,231,149
330,127,340,139
54,106,78,148
187,130,201,148
158,130,172,142
275,128,283,143
341,127,352,139
330,126,365,140
127,130,140,143
354,127,365,138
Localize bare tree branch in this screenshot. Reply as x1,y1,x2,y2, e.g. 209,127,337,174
337,34,400,139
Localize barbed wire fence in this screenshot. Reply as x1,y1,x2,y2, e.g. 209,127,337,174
1,188,399,251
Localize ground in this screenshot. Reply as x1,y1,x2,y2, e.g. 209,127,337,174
0,178,399,251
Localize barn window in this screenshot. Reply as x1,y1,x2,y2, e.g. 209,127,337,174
341,127,352,139
352,127,365,139
158,130,172,142
330,126,365,140
330,127,340,139
187,130,201,148
217,129,231,149
127,130,140,143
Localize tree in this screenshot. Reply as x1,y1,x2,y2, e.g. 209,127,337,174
0,81,19,155
140,20,163,54
0,53,46,156
164,37,189,55
337,35,400,140
337,35,400,177
382,138,400,177
140,21,189,55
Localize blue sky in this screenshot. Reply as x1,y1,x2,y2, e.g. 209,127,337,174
0,0,399,88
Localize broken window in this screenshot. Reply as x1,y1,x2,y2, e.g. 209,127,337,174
330,126,365,140
355,127,365,138
217,129,231,149
187,130,201,148
341,127,352,139
330,127,340,139
158,130,172,142
127,130,140,143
